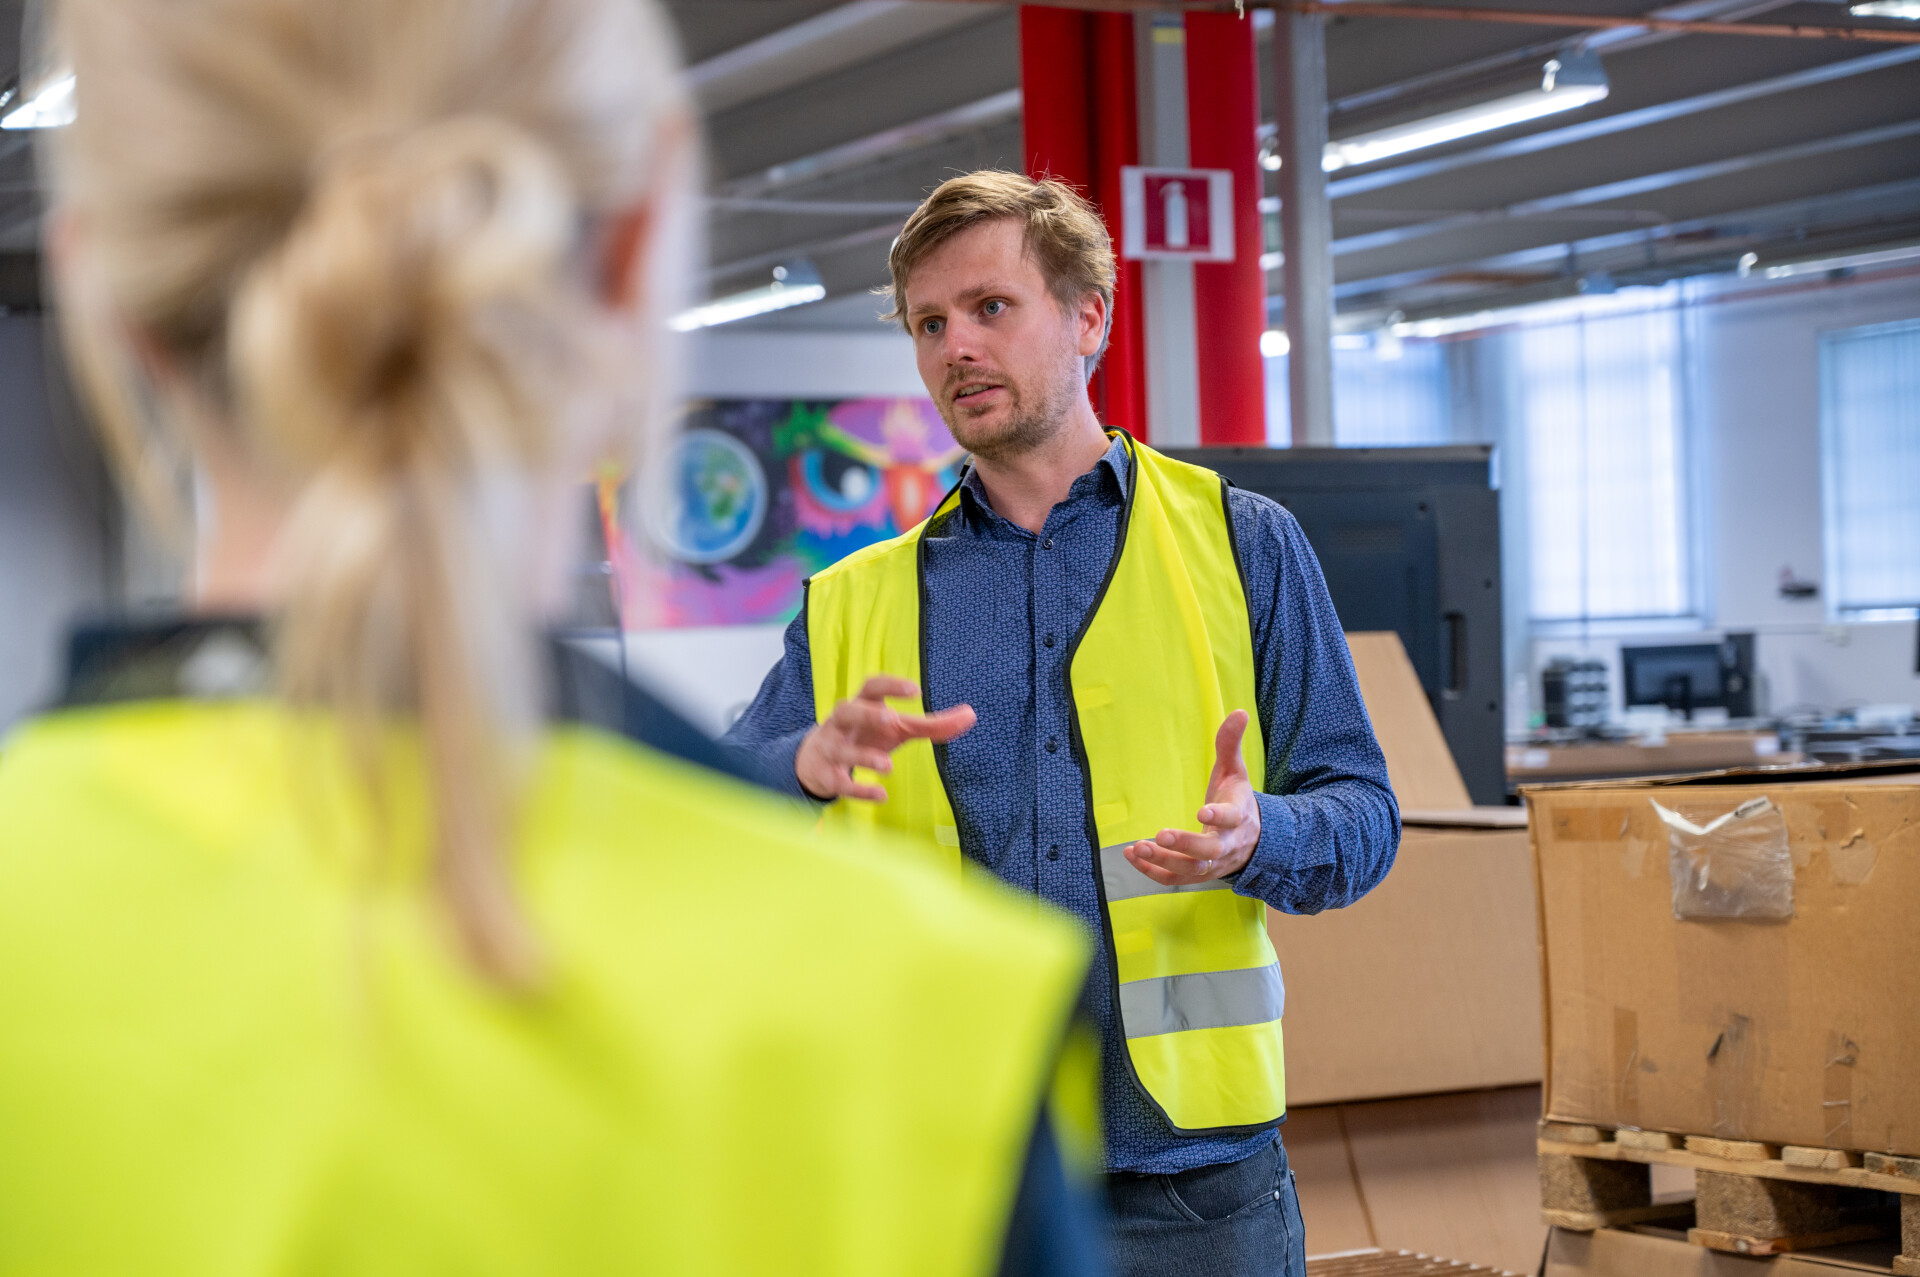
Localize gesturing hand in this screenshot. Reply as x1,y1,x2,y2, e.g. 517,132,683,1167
1122,710,1262,887
795,675,977,803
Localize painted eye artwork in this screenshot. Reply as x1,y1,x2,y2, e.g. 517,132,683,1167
799,448,884,519
788,398,965,563
596,397,965,629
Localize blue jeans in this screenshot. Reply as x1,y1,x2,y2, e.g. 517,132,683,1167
1104,1133,1307,1277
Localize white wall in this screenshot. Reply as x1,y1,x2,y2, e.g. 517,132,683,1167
1518,269,1920,719
683,328,923,399
568,626,788,738
0,316,111,730
1693,269,1920,713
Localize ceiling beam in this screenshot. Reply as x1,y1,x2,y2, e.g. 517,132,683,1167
686,1,996,115
709,197,923,216
1330,173,1920,299
1328,0,1798,118
706,220,906,285
1332,115,1920,257
1328,45,1920,200
919,0,1920,42
715,88,1021,200
1282,1,1920,44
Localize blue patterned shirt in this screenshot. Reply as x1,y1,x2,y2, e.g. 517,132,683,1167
722,434,1399,1175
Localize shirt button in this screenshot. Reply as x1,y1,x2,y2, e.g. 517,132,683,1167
1043,537,1055,549
1047,844,1061,861
1043,632,1055,649
1045,736,1059,753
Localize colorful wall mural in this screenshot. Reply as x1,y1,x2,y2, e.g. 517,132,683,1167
599,397,965,629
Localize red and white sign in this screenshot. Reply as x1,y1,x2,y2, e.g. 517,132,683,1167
1119,166,1235,262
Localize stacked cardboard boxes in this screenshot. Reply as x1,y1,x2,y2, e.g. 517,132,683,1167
1278,634,1548,1273
1526,761,1920,1275
1275,633,1540,1108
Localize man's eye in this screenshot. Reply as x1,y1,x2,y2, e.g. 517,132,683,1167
922,318,943,335
982,300,1006,317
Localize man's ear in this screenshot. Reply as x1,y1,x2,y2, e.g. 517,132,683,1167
1076,290,1110,359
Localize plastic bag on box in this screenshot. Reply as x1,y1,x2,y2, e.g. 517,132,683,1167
1653,795,1794,920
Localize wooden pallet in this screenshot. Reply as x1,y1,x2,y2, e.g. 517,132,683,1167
1538,1121,1920,1265
1306,1249,1525,1277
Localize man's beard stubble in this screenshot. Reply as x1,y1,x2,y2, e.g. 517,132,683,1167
937,357,1082,466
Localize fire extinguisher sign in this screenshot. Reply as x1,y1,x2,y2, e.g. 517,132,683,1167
1119,166,1235,262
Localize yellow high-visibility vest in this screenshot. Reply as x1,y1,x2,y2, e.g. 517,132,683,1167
807,431,1286,1135
0,699,1087,1276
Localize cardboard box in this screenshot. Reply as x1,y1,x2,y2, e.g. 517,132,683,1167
1527,763,1920,1155
1268,633,1541,1105
1346,631,1472,812
1288,1085,1548,1275
1271,819,1542,1105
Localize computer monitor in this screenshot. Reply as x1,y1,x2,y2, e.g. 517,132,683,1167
1163,444,1505,804
1621,636,1754,719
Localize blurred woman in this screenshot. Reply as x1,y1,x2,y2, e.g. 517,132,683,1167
0,1,1098,1273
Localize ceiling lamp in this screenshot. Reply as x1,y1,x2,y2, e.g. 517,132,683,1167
1850,0,1920,16
1,71,74,130
671,260,825,331
1322,52,1608,173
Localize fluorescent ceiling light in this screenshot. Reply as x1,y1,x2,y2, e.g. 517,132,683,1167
1,72,75,130
671,260,824,331
1759,243,1920,279
1851,0,1920,17
1323,53,1607,173
1260,329,1290,358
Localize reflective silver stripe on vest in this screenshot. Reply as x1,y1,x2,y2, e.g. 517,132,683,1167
1118,964,1286,1039
1099,841,1236,903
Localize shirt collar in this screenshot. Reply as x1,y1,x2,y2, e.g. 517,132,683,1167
955,430,1132,522
60,616,273,708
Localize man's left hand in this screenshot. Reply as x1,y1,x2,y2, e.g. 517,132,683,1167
1122,710,1261,887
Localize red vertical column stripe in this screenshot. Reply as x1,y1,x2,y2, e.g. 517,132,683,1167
1019,6,1092,185
1185,13,1267,446
1019,7,1146,441
1089,13,1146,444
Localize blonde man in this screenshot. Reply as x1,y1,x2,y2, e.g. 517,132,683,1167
724,171,1400,1275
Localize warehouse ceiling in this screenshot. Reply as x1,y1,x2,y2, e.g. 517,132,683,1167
0,0,1913,324
666,0,1920,332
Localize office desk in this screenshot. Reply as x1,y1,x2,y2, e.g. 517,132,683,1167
1506,730,1800,787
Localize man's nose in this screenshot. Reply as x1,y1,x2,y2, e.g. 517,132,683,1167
941,315,984,365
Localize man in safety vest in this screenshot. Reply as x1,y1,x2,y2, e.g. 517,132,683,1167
724,170,1400,1277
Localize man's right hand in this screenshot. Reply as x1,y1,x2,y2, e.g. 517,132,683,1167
795,675,977,803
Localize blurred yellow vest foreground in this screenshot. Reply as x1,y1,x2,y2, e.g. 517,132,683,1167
0,700,1086,1277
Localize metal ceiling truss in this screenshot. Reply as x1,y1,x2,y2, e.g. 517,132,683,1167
1328,0,1802,118
1327,45,1920,199
1330,173,1920,305
915,0,1920,43
1333,116,1920,257
678,0,1920,321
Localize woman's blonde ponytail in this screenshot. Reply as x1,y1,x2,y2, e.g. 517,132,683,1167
227,119,588,987
51,0,690,989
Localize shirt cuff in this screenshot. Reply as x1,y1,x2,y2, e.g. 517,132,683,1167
1233,793,1316,905
744,723,820,803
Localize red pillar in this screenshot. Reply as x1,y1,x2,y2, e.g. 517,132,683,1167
1019,6,1147,442
1019,6,1091,184
1186,13,1268,445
